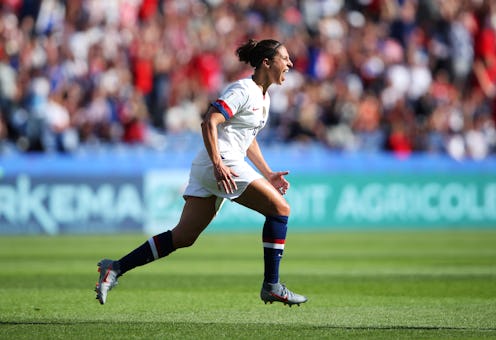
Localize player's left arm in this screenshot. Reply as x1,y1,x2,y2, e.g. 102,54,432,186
247,138,290,195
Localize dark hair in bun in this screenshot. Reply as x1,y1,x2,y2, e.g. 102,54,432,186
236,39,282,68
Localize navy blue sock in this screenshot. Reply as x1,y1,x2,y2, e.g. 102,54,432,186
262,215,288,284
117,230,175,276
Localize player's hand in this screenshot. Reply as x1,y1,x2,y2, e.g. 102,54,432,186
214,162,239,194
268,171,290,195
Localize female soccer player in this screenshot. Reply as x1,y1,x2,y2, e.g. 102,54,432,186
95,39,308,307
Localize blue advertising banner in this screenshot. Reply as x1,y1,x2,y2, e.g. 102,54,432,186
0,174,143,234
1,146,495,234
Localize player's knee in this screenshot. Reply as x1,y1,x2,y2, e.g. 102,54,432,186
275,200,290,216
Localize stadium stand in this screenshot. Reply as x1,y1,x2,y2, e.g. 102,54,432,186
0,0,495,160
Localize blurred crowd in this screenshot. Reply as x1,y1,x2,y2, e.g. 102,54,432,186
1,0,496,159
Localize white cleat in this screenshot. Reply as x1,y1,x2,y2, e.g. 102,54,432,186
95,259,119,305
260,282,308,307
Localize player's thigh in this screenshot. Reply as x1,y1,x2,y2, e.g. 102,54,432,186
172,196,218,245
234,178,290,217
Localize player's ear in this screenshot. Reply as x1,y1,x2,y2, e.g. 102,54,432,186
262,57,271,68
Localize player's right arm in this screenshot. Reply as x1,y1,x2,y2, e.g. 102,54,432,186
201,106,238,194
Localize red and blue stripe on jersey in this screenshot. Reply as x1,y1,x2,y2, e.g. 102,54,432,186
212,99,233,120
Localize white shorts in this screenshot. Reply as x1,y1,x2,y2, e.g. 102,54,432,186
183,158,263,201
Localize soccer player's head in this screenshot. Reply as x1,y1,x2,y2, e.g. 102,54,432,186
236,39,293,85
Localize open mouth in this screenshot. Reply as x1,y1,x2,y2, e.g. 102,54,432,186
281,69,289,82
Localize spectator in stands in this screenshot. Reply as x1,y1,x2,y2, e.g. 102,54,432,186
41,89,79,152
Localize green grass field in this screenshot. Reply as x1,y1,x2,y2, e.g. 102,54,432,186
0,230,495,339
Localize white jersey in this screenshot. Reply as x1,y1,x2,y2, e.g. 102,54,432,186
193,77,270,163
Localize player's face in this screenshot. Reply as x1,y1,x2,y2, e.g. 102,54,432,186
269,46,293,85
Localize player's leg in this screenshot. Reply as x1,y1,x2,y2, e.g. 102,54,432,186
95,196,218,304
235,178,289,284
234,177,290,217
171,196,220,248
234,178,307,306
118,195,218,272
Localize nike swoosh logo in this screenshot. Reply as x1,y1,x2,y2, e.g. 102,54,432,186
270,292,289,302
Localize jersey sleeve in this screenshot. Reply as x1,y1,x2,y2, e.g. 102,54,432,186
211,82,248,120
